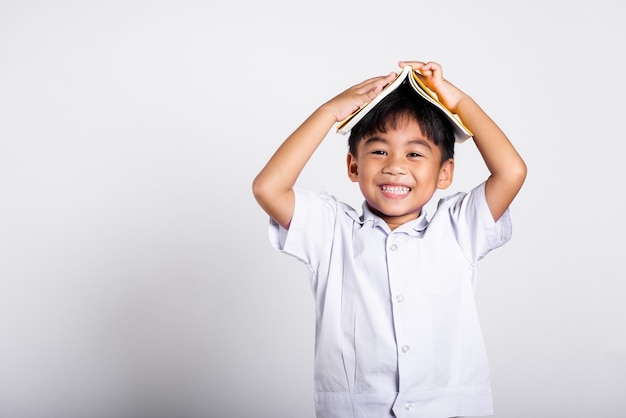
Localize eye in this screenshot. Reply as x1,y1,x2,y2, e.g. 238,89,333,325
371,150,387,156
407,152,422,158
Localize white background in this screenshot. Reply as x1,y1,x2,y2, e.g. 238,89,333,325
1,1,625,417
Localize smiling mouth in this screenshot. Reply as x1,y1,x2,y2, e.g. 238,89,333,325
380,185,411,195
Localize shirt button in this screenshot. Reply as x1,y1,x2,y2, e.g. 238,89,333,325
404,402,414,411
401,345,410,353
395,295,404,303
389,244,398,251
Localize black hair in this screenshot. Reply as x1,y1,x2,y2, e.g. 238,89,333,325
348,80,455,164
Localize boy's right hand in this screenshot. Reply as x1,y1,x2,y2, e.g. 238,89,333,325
321,72,398,123
252,71,396,230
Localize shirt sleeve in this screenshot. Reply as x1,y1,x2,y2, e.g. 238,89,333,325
269,188,340,273
438,181,512,262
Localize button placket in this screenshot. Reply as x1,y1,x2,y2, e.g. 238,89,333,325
387,235,413,391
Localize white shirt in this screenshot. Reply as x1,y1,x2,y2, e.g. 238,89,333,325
269,182,512,418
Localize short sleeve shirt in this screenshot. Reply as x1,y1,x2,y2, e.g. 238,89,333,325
269,182,512,418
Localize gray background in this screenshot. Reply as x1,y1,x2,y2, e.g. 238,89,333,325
1,1,625,417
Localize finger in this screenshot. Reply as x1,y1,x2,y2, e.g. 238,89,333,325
398,60,426,70
421,62,443,78
399,61,443,78
354,72,396,89
354,76,383,88
372,72,397,91
353,75,396,101
425,61,442,70
399,61,432,78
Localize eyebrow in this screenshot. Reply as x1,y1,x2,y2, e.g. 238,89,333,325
364,136,433,149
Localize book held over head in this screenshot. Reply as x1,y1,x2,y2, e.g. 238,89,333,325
336,65,473,143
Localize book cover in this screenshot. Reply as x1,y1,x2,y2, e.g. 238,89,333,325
336,66,472,143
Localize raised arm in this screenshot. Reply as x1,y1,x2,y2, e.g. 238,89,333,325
252,72,397,229
399,61,527,221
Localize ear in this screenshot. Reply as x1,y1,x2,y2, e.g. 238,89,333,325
437,158,454,189
347,153,359,182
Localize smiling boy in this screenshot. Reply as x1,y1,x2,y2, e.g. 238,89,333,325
347,110,454,231
253,61,526,418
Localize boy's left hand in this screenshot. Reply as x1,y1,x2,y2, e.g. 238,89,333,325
398,60,467,113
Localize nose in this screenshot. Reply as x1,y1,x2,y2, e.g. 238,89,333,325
383,154,406,175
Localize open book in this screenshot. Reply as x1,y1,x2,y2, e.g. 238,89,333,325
336,65,472,143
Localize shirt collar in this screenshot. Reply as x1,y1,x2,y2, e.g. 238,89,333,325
346,201,429,234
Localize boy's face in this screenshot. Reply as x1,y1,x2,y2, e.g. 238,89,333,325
347,117,454,230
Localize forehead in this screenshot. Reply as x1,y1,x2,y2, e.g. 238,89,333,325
358,116,432,147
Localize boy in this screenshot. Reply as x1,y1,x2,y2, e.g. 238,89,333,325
252,61,526,418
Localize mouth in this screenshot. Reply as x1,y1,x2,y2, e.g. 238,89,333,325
380,184,411,197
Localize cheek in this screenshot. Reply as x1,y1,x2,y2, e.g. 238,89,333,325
355,166,376,188
359,159,379,173
358,182,378,202
359,165,379,182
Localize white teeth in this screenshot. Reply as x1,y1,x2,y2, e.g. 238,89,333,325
381,185,410,194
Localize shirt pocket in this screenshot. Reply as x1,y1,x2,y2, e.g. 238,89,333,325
418,238,472,296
